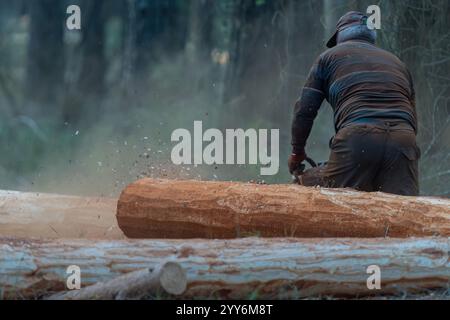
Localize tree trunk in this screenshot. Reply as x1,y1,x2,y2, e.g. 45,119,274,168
120,0,186,101
70,0,106,125
1,237,448,299
0,190,124,239
185,0,213,64
25,0,65,119
117,179,450,239
184,0,214,93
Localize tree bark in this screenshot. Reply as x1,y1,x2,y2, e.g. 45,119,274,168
1,237,448,299
0,190,124,239
117,179,450,239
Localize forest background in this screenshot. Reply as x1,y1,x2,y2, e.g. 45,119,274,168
0,0,448,197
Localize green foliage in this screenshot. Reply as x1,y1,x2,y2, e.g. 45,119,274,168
255,0,266,6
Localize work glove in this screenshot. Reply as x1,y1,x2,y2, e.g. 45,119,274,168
288,150,307,175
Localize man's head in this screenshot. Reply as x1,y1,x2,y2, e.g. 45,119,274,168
326,11,377,48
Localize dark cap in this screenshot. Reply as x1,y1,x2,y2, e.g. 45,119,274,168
326,11,369,48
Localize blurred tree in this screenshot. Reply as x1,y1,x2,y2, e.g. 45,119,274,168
120,0,187,108
186,0,214,64
25,0,65,121
68,0,107,126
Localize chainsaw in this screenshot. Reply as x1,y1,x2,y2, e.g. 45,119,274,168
292,157,327,187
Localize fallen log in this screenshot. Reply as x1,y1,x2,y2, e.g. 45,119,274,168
0,190,124,239
1,237,448,299
48,262,187,300
117,179,450,238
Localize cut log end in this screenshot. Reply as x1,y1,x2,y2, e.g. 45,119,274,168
159,261,187,295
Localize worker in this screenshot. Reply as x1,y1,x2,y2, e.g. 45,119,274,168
289,11,420,196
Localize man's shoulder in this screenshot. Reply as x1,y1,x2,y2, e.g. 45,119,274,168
320,41,406,66
318,42,363,61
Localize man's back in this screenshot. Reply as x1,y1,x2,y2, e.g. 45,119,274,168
313,40,416,131
289,11,420,196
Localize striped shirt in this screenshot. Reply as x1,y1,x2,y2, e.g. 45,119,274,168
291,38,416,154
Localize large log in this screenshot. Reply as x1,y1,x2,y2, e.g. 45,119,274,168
117,179,450,239
1,237,448,299
0,190,124,239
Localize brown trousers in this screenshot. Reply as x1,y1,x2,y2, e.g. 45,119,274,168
324,121,420,196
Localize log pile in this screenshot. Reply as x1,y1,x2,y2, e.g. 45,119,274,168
1,179,449,299
117,179,450,238
1,237,448,299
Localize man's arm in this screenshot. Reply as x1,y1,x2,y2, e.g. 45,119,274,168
291,57,326,155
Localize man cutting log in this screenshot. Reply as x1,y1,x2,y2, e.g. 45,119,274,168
289,11,420,196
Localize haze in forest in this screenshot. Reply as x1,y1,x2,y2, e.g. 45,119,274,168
0,0,448,197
